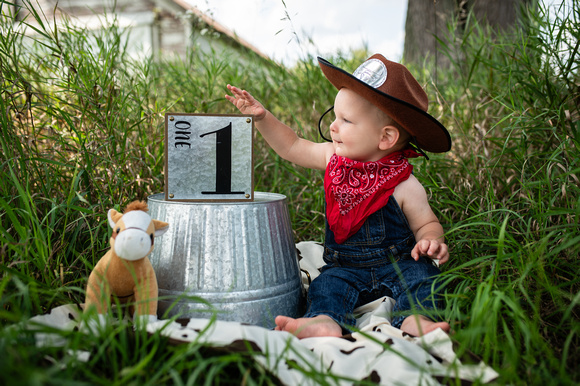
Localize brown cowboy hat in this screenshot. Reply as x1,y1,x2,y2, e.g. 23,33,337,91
318,54,451,153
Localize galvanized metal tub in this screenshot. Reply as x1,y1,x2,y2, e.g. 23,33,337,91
147,192,304,328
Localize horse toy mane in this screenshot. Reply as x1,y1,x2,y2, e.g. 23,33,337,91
124,201,148,213
85,200,169,324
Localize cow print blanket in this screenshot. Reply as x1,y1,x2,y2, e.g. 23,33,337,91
27,242,498,385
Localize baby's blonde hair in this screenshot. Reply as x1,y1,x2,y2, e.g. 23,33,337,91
393,121,411,146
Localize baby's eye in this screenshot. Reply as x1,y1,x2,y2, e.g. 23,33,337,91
343,118,352,124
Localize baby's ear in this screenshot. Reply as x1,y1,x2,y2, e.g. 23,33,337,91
379,125,400,150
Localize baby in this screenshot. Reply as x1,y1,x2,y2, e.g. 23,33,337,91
226,54,452,338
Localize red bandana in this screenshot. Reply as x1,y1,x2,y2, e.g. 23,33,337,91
325,149,420,244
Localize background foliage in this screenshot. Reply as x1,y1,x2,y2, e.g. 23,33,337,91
1,0,578,384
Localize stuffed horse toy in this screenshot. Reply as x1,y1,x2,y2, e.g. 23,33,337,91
85,201,169,326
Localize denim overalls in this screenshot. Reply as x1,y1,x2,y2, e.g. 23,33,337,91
303,196,443,330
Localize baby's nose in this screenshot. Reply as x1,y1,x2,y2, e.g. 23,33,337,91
329,120,338,132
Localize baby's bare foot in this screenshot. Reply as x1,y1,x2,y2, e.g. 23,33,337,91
400,315,450,337
275,315,343,339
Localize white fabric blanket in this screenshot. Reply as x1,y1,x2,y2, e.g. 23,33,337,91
27,241,498,385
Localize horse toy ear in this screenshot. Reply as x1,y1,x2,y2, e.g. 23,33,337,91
107,209,123,228
153,220,169,237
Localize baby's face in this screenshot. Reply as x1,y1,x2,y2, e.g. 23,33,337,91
329,88,390,162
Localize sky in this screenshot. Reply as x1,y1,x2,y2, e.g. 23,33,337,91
185,0,407,65
184,1,570,66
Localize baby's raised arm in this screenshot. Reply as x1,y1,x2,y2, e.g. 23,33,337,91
226,85,333,170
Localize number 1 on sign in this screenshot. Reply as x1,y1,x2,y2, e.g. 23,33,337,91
199,123,243,195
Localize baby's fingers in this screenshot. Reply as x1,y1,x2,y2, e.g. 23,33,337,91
411,240,429,261
411,239,449,263
226,84,241,94
226,84,245,100
435,244,449,264
224,93,235,104
425,240,442,257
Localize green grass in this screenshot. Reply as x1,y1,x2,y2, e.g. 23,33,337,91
1,0,579,384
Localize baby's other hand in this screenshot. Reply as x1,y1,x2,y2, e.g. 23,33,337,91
225,85,267,121
411,239,449,265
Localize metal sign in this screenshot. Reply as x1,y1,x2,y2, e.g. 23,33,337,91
164,113,254,202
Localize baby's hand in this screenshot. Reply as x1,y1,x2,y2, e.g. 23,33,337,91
411,239,449,265
225,85,267,121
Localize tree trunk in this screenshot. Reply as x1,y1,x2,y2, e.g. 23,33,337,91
403,0,537,68
403,0,456,68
